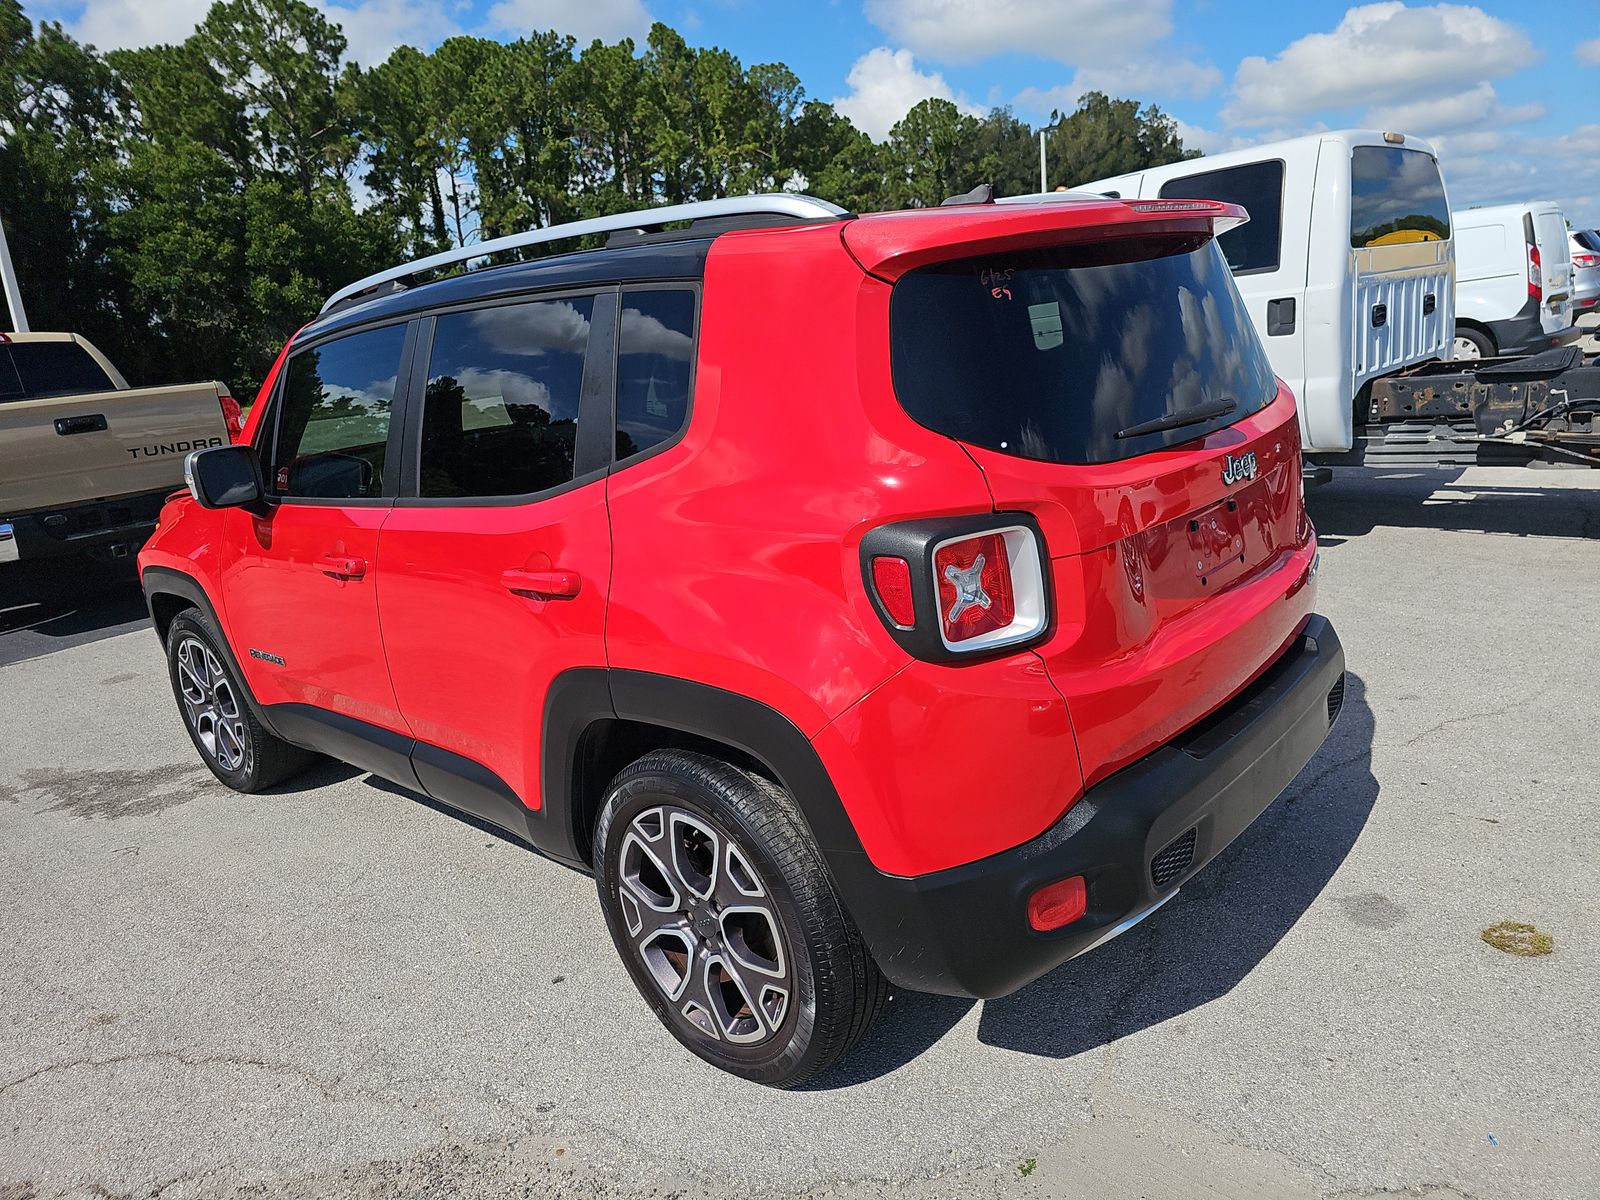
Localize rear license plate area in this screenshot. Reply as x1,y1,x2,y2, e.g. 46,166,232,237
1187,498,1246,588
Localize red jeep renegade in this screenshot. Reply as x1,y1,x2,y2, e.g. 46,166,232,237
140,193,1344,1087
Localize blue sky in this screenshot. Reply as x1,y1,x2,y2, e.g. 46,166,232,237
35,0,1600,226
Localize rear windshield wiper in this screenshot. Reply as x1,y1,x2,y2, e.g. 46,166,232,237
1115,397,1237,441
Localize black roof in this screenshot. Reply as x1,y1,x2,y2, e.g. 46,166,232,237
301,237,716,343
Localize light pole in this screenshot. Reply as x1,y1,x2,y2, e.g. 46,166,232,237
0,208,30,332
1038,130,1047,193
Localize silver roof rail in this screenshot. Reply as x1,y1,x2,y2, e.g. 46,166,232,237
320,193,848,314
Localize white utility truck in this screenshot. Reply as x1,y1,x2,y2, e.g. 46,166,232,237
1067,131,1456,463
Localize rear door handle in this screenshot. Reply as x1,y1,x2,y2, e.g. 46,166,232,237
55,413,108,435
318,553,367,580
502,567,582,600
1266,297,1296,336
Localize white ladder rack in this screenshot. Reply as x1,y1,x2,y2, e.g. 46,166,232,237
321,193,847,314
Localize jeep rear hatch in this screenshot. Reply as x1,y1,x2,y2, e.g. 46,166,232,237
860,202,1318,787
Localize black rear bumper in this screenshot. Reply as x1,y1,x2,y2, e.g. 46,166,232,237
835,614,1346,999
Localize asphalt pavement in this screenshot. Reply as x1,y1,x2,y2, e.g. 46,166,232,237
2,465,1598,1199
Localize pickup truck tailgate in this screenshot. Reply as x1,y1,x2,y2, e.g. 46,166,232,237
0,384,230,515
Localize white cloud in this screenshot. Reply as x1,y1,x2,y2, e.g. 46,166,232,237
1015,57,1222,117
37,0,210,49
485,0,652,45
1577,38,1600,68
831,47,981,140
1222,3,1537,128
38,0,463,60
864,0,1172,65
1364,81,1543,138
325,0,462,66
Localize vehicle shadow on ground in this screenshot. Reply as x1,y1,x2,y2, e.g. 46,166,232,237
812,671,1378,1088
0,557,147,651
1307,468,1600,545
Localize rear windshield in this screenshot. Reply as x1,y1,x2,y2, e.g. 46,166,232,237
1577,230,1600,254
889,236,1278,465
0,341,117,402
1350,146,1450,248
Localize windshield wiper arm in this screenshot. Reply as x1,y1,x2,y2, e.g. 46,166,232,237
1115,397,1237,441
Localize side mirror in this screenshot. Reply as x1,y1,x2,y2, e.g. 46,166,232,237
185,445,265,511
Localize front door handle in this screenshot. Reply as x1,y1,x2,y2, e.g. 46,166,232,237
318,552,367,580
502,567,582,600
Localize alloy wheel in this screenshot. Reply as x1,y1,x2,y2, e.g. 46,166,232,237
175,637,251,775
616,805,792,1045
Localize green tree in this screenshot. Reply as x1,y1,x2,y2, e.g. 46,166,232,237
884,98,981,208
1044,90,1198,189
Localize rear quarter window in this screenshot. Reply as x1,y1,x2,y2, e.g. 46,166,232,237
1350,146,1450,248
1158,160,1284,274
889,236,1279,466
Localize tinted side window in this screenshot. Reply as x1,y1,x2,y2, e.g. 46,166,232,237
1159,161,1284,274
616,289,695,462
272,324,406,500
2,341,117,400
418,296,593,499
1350,146,1450,248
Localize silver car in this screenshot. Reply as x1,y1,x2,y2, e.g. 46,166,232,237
1571,230,1600,321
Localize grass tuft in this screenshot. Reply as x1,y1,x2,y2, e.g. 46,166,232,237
1480,920,1553,957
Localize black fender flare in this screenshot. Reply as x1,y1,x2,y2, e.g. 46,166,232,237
140,565,283,738
538,667,883,891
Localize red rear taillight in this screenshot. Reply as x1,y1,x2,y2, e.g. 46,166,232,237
1573,252,1600,269
1528,243,1542,301
219,393,244,441
861,517,1048,658
1028,875,1087,931
870,556,916,628
934,532,1015,643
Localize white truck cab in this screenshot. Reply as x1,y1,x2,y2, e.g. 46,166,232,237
1451,201,1576,360
1069,131,1455,455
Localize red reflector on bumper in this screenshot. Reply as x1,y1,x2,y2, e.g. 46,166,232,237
1027,875,1087,931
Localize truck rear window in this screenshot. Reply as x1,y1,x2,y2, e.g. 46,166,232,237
0,341,116,401
1350,146,1450,248
889,236,1277,465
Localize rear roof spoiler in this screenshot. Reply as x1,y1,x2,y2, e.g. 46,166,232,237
841,198,1248,281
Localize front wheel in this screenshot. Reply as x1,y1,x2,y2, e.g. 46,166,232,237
164,609,317,792
594,750,889,1087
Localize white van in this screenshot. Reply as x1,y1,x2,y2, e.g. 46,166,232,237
1450,201,1575,359
1065,131,1454,456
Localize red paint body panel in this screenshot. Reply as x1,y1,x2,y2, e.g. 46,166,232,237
966,385,1317,787
813,651,1081,876
375,483,612,808
218,503,408,734
604,225,994,738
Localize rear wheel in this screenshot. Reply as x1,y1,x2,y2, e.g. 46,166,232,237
594,750,889,1087
1453,326,1494,360
164,609,317,792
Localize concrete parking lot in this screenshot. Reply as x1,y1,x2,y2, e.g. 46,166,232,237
3,465,1598,1200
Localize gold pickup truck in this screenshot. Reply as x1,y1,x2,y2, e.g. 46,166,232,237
0,332,238,565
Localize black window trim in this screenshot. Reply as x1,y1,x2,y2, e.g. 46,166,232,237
392,284,619,509
608,279,702,479
1158,157,1286,277
255,315,420,509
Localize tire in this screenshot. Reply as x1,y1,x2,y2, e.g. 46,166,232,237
164,608,318,792
593,750,890,1087
1453,325,1494,360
